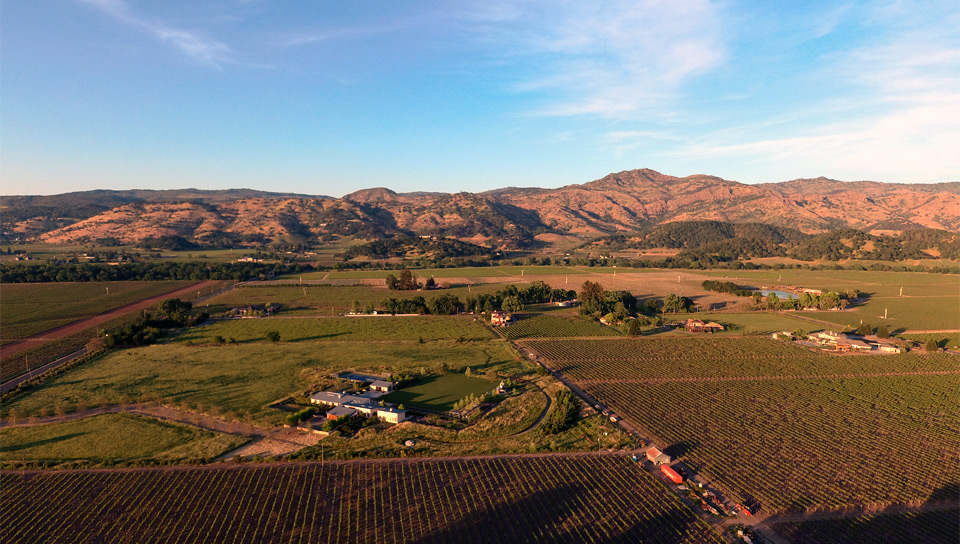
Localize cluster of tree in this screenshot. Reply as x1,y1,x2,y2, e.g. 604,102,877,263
285,406,317,426
577,281,638,319
342,236,493,260
856,323,891,338
753,290,858,311
321,414,353,432
463,282,575,315
102,298,208,348
386,269,422,290
661,293,694,313
0,261,313,283
540,389,581,435
379,293,466,315
453,391,492,412
701,280,754,297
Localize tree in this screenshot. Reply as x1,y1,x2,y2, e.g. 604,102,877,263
266,330,281,343
502,295,524,312
425,277,436,289
926,339,939,352
385,274,399,290
352,300,361,314
857,323,873,336
876,325,890,339
663,294,691,313
627,319,642,336
157,298,192,324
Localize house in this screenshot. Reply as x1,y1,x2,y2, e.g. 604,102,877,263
681,319,724,333
326,405,357,420
810,331,846,345
772,331,794,340
555,300,575,307
490,311,513,326
644,446,671,465
835,338,872,352
875,343,902,354
376,407,408,424
370,380,395,392
310,391,372,407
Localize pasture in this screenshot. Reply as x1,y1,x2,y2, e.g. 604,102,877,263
0,413,245,465
500,314,621,339
1,342,526,424
174,316,495,344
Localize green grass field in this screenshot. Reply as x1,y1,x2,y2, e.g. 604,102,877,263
0,413,245,464
692,269,958,298
200,283,521,315
0,281,195,341
1,341,524,424
173,316,494,344
800,295,959,331
381,373,495,411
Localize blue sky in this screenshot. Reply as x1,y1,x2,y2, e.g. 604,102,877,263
2,0,958,196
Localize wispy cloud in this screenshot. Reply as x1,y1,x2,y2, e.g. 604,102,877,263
468,0,727,120
78,0,232,66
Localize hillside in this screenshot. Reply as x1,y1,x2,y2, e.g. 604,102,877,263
4,169,959,247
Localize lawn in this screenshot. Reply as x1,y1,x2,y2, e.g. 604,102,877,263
1,341,525,424
173,316,494,344
381,373,496,411
0,413,245,465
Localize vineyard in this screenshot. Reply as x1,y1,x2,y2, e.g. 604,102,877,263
523,337,960,381
0,281,196,342
500,315,621,339
526,338,960,513
0,456,725,544
771,507,960,544
173,315,495,344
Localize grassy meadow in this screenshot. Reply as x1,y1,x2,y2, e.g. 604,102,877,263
1,341,525,424
381,373,495,411
174,316,494,344
0,413,245,464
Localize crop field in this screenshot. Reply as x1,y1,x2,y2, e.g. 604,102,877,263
0,456,725,544
0,413,246,466
527,338,960,513
0,281,195,342
174,316,494,344
201,283,516,315
802,295,960,331
1,342,525,424
500,315,621,339
771,508,960,544
381,373,495,411
523,337,960,381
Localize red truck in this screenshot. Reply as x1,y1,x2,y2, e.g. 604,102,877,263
661,464,683,484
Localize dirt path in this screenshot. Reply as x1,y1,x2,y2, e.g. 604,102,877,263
1,280,223,359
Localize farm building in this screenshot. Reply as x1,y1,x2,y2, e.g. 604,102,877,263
644,446,671,465
835,339,872,352
370,380,395,392
555,300,577,307
490,311,513,326
376,407,408,424
875,342,902,354
680,319,724,333
809,331,847,346
310,391,373,407
326,406,357,420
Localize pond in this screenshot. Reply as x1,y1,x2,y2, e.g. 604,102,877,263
759,289,798,300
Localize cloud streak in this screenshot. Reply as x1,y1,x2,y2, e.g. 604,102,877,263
469,0,727,120
78,0,232,66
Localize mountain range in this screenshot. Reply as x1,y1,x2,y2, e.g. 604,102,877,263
3,169,958,247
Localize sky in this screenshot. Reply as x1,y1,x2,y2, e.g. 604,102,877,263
2,0,959,196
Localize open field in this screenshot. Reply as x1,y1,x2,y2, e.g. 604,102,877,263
1,341,524,424
800,295,960,331
382,373,495,411
1,281,196,342
528,338,960,513
174,316,494,344
0,413,246,466
500,314,621,339
771,508,960,544
0,456,725,544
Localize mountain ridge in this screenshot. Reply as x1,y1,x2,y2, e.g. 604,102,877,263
4,169,958,246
